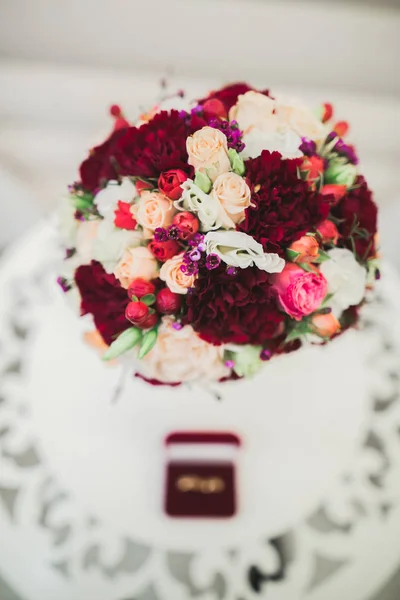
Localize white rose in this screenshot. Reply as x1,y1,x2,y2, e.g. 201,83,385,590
320,248,367,316
176,180,231,231
229,91,277,133
92,219,142,273
186,126,230,182
274,96,325,141
211,172,252,227
204,230,285,273
242,128,303,160
94,178,136,219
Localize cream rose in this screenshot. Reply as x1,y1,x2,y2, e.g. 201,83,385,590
229,91,278,134
160,253,196,294
275,98,325,141
211,172,252,226
132,191,176,238
204,230,285,273
186,126,230,182
114,246,159,289
139,317,228,384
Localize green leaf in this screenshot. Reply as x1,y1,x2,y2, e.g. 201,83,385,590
129,294,139,302
194,171,212,194
313,250,331,263
102,327,142,361
286,249,301,262
141,294,156,306
138,328,158,359
228,149,245,176
71,194,94,212
297,262,315,273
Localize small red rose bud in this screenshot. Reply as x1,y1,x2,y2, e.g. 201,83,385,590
138,311,159,330
202,98,228,120
333,120,349,138
172,211,200,241
127,279,156,300
322,102,333,123
149,239,181,262
317,219,339,244
320,184,347,205
125,301,149,325
158,169,188,201
156,288,182,314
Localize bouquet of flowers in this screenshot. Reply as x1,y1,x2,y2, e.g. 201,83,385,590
58,82,379,385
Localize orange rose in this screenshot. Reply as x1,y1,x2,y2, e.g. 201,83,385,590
289,235,320,263
311,312,341,338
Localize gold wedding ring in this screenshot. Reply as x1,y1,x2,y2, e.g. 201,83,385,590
176,475,225,493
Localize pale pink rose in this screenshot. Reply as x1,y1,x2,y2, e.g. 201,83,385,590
186,126,230,182
159,253,196,295
275,100,325,140
114,246,159,289
211,172,252,226
139,317,228,383
270,263,327,320
229,91,277,134
132,191,176,238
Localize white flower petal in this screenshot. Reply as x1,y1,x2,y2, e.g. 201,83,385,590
204,230,285,273
320,248,367,316
94,178,136,219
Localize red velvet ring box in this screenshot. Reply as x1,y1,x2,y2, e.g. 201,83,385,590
164,432,241,518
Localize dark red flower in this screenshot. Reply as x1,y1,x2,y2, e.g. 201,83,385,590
75,261,129,345
158,169,188,200
156,288,182,314
198,82,270,113
331,176,377,260
113,110,195,180
79,128,127,193
114,201,137,230
239,151,329,254
184,266,284,345
149,239,181,262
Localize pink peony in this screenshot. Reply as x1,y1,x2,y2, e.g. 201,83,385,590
270,263,327,320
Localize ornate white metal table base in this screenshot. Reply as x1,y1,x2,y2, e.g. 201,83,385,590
1,223,400,600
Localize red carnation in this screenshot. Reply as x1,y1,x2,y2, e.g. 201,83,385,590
75,261,130,345
184,266,285,346
79,128,127,193
149,239,181,262
331,176,377,260
198,83,270,113
158,169,188,200
113,111,195,180
240,151,329,255
114,201,137,230
156,288,182,314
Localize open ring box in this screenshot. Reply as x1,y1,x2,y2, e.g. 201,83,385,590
164,432,241,518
